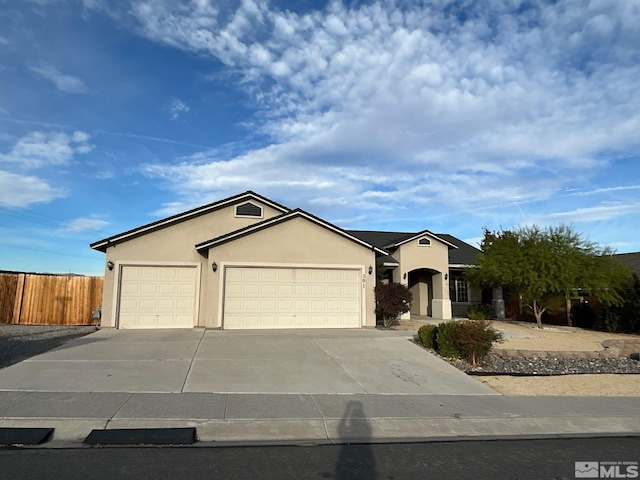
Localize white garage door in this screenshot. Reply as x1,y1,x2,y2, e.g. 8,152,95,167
118,265,198,329
223,267,361,329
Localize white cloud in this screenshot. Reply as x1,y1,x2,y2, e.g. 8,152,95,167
167,97,190,120
0,130,94,169
0,36,9,46
530,203,640,224
0,170,66,207
91,1,640,230
29,64,89,94
64,217,110,232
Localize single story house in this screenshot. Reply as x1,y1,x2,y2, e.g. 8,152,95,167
91,191,482,329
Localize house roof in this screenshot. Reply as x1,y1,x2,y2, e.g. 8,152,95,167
615,252,640,276
90,191,290,252
346,229,457,249
436,234,483,266
346,230,481,266
195,209,388,255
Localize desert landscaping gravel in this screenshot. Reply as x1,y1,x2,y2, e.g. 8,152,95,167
0,325,97,369
449,354,640,376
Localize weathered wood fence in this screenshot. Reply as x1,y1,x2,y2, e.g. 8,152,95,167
0,271,103,325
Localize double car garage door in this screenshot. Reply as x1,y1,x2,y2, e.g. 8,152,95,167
117,265,361,329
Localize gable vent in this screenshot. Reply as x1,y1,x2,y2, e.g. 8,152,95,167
418,238,431,246
236,202,262,217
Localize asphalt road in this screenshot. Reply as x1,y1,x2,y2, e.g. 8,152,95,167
1,436,639,480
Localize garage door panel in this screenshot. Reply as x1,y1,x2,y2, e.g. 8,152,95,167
118,265,197,329
223,266,361,329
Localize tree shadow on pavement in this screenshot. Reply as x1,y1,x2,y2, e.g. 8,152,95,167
335,400,378,480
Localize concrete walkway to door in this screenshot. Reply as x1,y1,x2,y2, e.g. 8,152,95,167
0,328,494,395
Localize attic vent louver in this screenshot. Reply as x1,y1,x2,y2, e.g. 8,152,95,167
236,202,262,217
418,238,431,246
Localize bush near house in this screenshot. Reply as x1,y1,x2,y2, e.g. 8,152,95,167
417,320,504,367
467,303,493,320
417,324,438,349
374,283,413,328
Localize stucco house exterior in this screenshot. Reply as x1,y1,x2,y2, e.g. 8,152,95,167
91,191,482,330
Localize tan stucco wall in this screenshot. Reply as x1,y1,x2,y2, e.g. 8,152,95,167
100,201,284,327
204,217,377,328
391,236,452,319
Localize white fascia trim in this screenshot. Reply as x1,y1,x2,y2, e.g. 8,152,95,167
386,231,458,249
201,210,388,255
92,193,288,250
449,264,477,268
110,261,201,329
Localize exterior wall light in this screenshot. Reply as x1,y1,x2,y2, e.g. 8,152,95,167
368,265,373,275
403,272,407,280
212,262,218,272
107,261,114,271
444,273,448,280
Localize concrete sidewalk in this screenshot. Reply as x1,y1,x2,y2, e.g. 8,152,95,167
1,391,639,445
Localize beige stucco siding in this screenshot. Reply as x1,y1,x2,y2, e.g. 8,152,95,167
391,236,452,319
204,217,377,328
100,201,283,327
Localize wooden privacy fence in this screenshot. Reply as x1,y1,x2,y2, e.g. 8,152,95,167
0,272,103,325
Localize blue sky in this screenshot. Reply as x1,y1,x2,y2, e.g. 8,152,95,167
1,0,639,275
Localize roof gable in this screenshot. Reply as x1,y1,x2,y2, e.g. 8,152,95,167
196,209,387,254
90,191,290,252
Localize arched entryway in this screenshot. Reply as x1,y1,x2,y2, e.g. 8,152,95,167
408,268,438,317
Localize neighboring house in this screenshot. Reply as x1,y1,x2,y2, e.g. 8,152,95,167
91,191,481,330
615,252,640,277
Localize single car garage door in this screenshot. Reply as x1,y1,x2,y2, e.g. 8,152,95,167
118,265,198,329
223,266,361,329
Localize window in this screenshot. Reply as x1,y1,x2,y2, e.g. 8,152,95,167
235,202,262,217
454,278,469,302
418,237,431,246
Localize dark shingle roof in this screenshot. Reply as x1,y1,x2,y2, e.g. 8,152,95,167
435,234,482,266
343,230,415,248
346,230,482,266
615,252,640,276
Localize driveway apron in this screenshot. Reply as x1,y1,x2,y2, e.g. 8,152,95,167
0,329,495,395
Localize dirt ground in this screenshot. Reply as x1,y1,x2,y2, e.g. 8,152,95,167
476,374,640,396
392,319,640,396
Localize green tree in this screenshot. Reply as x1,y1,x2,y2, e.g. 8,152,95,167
465,225,631,329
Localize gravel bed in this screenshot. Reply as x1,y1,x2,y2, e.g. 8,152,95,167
447,354,640,376
0,325,98,369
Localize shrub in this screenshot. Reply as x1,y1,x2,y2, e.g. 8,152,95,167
455,320,504,366
599,273,640,333
417,324,438,349
468,303,493,320
374,283,413,328
436,321,463,358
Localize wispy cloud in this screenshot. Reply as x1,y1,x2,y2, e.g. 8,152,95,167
64,217,110,232
0,130,94,169
529,203,640,224
0,130,94,208
0,170,65,207
29,64,88,94
167,97,190,120
70,0,640,237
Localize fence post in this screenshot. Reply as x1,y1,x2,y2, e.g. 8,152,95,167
12,273,25,324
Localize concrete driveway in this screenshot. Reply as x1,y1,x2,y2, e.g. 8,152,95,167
0,329,496,395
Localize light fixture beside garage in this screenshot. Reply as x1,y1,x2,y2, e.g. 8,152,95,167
368,265,373,275
107,261,114,271
211,262,218,272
